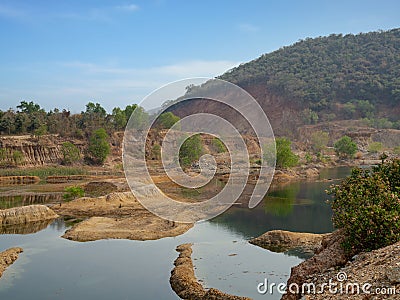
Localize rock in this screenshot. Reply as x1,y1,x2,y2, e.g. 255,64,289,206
304,168,319,178
249,230,329,254
301,241,400,299
0,247,23,279
0,205,59,226
387,267,400,284
282,230,349,300
170,243,252,300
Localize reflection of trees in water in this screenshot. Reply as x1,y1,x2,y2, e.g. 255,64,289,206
0,193,63,209
0,219,54,234
49,218,67,231
211,180,335,240
264,183,300,217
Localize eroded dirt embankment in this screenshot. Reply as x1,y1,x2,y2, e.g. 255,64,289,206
170,243,252,300
53,192,193,242
0,247,23,279
0,205,59,226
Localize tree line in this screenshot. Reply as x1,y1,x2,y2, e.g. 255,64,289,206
0,101,149,137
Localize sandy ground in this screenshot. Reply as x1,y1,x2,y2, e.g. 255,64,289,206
53,192,193,242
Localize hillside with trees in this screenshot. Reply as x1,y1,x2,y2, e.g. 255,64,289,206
170,29,400,136
220,29,400,121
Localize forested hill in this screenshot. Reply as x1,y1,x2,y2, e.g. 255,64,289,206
220,29,400,111
170,29,400,136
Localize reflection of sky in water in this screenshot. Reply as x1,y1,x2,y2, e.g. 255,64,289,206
0,167,351,300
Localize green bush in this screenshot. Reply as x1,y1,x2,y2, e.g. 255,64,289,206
12,150,24,166
211,137,227,153
276,137,299,168
88,128,110,164
63,186,85,201
368,141,383,153
61,142,81,165
151,144,161,160
179,134,203,167
156,112,180,129
328,159,400,254
334,136,357,158
394,146,400,155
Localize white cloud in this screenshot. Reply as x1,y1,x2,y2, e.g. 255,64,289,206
115,4,139,12
238,23,259,33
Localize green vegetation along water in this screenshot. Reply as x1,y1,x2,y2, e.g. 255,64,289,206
0,167,351,300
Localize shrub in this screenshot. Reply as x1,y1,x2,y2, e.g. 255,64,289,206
276,137,299,168
12,150,24,165
151,144,161,160
211,137,227,153
156,112,180,129
328,159,400,254
179,134,203,167
368,141,383,153
334,136,357,158
305,152,313,163
88,128,110,164
63,186,85,201
61,142,81,165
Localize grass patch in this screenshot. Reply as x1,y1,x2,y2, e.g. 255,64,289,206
0,166,88,179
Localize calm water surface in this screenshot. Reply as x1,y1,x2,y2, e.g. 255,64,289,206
0,167,350,300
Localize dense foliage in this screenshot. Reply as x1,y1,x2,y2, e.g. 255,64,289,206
88,128,110,164
179,134,204,167
329,159,400,253
63,186,85,201
264,137,298,168
219,29,400,123
155,112,181,130
334,136,357,158
61,142,81,165
0,101,148,137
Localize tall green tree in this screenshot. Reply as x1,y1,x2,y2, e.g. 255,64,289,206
88,128,110,164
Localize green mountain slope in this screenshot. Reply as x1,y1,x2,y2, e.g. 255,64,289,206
219,29,400,111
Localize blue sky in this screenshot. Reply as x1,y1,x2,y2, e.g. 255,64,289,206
0,0,399,112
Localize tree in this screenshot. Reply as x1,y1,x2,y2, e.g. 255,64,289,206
301,109,318,124
127,105,149,130
310,131,329,153
264,137,298,168
17,101,43,114
179,134,204,167
88,128,110,164
334,136,357,158
111,107,127,130
61,142,81,165
328,159,400,253
34,124,47,140
156,112,180,129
